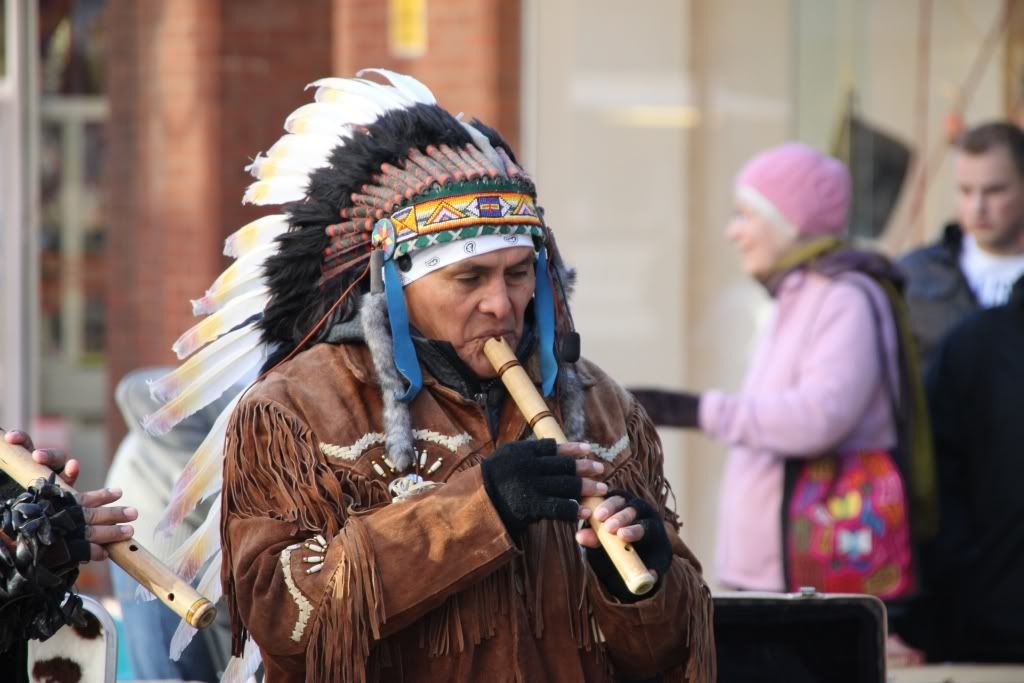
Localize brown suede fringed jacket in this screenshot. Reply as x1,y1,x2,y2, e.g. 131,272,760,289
220,342,714,683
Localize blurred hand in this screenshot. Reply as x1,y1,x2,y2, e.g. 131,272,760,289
3,430,137,561
4,429,81,487
77,487,137,561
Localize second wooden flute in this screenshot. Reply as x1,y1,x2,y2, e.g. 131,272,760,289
483,337,657,596
0,432,217,629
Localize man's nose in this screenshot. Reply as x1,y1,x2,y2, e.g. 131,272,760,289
972,193,986,217
478,279,514,319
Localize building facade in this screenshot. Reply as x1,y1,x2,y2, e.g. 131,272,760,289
0,0,1018,587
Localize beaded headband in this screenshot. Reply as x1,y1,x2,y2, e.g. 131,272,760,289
320,142,545,280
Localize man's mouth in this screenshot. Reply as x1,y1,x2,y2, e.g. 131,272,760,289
472,331,514,343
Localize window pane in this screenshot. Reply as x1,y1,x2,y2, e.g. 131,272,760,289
39,0,107,96
1,0,7,80
81,121,106,360
39,121,63,357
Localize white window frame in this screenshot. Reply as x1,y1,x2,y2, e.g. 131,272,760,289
0,0,38,431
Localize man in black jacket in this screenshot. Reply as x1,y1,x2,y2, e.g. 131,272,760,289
916,274,1024,662
899,122,1024,368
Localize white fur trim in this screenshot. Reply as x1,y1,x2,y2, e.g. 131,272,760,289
736,184,798,239
320,434,386,461
412,429,473,452
280,548,313,642
320,430,472,462
591,434,629,463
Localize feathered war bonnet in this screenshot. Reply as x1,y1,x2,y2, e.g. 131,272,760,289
139,69,581,678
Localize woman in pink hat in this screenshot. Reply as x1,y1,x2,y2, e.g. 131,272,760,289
639,143,936,632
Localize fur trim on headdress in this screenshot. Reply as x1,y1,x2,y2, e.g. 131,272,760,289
359,292,416,471
559,365,586,442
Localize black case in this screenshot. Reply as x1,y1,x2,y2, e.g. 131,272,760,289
714,589,887,683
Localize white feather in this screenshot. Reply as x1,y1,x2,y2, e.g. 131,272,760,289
192,275,267,316
167,496,222,583
284,102,374,135
169,620,197,662
357,68,437,104
155,392,242,536
243,177,308,205
197,549,225,605
266,133,347,163
151,324,262,402
224,214,290,258
310,77,414,110
221,638,263,683
169,549,224,662
461,121,504,171
172,288,269,360
133,513,201,602
134,584,157,603
209,243,277,298
143,342,266,436
245,154,318,181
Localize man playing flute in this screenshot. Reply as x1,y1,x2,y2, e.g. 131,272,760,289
148,70,714,683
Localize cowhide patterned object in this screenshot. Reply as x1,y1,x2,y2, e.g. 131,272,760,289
27,596,116,683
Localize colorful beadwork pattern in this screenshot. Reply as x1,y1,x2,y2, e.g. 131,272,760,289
384,188,543,256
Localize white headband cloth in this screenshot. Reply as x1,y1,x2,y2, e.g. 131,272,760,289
736,184,798,240
398,233,533,286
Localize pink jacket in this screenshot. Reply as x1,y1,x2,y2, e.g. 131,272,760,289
699,269,899,590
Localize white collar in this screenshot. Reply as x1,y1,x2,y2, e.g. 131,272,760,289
959,235,1024,307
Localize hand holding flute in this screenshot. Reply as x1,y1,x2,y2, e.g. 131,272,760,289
3,430,138,559
483,337,659,596
0,429,217,628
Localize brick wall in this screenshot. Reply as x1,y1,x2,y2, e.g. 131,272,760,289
105,0,331,445
105,0,519,445
334,0,521,153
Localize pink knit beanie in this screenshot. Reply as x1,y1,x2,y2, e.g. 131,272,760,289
734,142,851,237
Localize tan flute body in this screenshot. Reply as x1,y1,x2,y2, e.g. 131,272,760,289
483,338,657,596
0,432,217,628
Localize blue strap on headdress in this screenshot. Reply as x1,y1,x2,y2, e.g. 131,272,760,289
534,246,559,396
383,258,422,401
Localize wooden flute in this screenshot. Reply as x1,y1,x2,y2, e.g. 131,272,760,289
483,338,657,596
0,432,217,629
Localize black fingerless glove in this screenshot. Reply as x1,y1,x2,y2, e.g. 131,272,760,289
481,438,582,538
629,389,701,429
586,489,673,603
0,474,88,652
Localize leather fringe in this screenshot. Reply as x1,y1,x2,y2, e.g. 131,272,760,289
305,517,386,683
221,400,349,657
618,401,716,682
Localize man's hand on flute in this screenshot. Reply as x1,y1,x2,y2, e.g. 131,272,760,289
480,439,607,538
4,430,137,561
576,490,674,602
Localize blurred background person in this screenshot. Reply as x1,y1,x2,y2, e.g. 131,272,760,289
899,122,1024,368
913,273,1024,663
105,368,238,682
635,142,935,658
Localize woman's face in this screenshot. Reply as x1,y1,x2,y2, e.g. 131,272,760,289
725,199,796,278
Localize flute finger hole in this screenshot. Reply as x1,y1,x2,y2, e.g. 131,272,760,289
129,544,139,551
168,592,175,601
